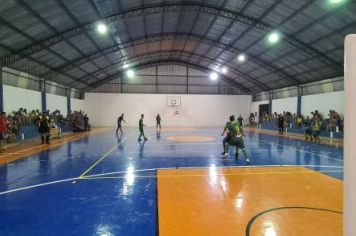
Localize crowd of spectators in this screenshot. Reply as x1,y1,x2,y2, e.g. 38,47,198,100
2,108,91,144
250,109,343,133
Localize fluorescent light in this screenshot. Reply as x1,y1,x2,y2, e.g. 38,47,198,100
268,31,280,44
221,67,228,74
237,54,246,63
126,69,135,78
97,23,107,34
123,64,129,69
210,72,218,80
329,0,345,4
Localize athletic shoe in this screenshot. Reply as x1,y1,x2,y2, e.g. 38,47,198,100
246,158,250,164
144,137,148,141
221,152,228,157
221,151,226,155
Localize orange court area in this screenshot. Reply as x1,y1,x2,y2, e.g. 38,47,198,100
157,167,343,236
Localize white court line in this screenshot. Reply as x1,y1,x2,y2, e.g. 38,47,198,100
72,131,135,183
253,137,344,162
0,164,343,196
0,132,92,159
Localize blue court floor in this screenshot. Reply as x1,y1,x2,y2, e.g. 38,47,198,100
0,128,343,236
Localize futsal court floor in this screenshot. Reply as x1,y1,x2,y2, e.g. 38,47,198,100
0,127,343,235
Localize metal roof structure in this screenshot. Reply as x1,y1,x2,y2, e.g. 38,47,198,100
0,0,354,94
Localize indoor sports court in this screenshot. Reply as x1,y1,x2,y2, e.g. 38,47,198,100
0,0,355,235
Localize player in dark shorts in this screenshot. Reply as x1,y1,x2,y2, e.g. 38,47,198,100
221,116,233,156
138,114,148,141
38,115,50,144
156,114,161,130
116,114,126,135
224,115,250,163
311,118,322,144
304,116,312,141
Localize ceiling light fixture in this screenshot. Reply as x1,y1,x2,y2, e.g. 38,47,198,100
210,72,218,81
97,23,107,34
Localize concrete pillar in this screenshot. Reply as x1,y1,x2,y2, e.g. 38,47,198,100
268,92,272,113
345,34,356,236
67,89,71,115
297,87,302,115
40,80,46,113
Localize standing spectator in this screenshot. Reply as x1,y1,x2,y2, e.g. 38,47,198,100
84,114,90,131
237,115,243,127
38,115,50,144
304,116,312,141
0,112,8,152
156,113,162,130
278,114,284,135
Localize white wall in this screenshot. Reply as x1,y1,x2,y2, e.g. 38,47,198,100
82,93,252,127
345,35,355,236
3,85,41,113
47,93,68,116
251,100,269,120
71,98,85,112
272,97,298,115
301,91,344,118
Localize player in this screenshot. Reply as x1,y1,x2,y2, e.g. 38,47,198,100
116,114,126,135
138,114,148,142
221,115,233,156
156,113,161,130
311,117,322,144
224,115,250,163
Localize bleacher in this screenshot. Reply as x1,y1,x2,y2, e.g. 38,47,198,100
260,120,343,139
16,123,73,142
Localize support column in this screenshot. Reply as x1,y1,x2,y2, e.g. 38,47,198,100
67,89,71,116
155,65,158,94
40,80,46,113
345,34,356,236
0,68,3,112
268,92,272,113
297,87,302,115
186,66,189,94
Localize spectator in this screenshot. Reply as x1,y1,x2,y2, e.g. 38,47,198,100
84,114,90,131
0,112,8,152
38,114,50,144
237,115,243,127
278,114,284,135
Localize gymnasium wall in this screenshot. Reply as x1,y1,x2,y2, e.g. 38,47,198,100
301,91,344,117
250,100,269,119
251,91,344,118
3,85,41,113
82,93,252,127
272,97,298,115
71,98,85,112
2,84,86,116
47,93,68,116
